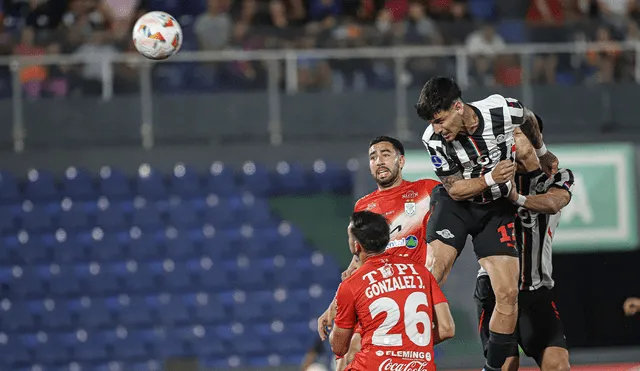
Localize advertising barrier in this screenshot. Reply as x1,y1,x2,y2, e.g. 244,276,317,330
403,143,638,253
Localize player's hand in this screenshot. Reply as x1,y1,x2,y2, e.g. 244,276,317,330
507,181,518,203
341,259,362,281
623,297,640,316
490,160,516,184
317,307,332,340
539,151,559,177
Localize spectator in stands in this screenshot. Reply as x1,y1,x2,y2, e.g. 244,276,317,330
465,23,506,86
309,0,343,21
585,25,621,83
526,0,566,84
194,0,232,51
623,297,640,316
296,28,333,91
99,0,144,40
596,0,635,35
72,30,118,95
60,0,110,51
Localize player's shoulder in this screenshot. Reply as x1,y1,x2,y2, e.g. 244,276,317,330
354,191,378,211
470,94,511,109
408,178,441,193
421,125,442,146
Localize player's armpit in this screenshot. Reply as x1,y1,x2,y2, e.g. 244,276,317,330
438,171,488,201
330,325,354,357
519,106,543,149
432,302,455,344
521,187,571,214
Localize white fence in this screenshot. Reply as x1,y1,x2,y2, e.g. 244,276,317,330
3,41,639,151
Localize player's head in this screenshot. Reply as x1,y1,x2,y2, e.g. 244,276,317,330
415,77,464,142
348,211,390,258
514,128,540,173
368,136,405,189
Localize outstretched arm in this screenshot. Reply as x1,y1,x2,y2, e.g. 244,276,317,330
509,186,570,214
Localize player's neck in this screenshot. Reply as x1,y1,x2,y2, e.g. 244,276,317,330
359,251,385,264
461,104,480,135
377,176,404,191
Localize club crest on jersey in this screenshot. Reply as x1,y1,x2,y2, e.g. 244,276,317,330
366,202,377,210
405,201,416,216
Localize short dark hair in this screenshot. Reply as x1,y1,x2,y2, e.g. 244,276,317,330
415,77,462,121
350,211,390,254
369,136,405,156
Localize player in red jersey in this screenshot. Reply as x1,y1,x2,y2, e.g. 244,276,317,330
318,136,441,370
330,211,455,371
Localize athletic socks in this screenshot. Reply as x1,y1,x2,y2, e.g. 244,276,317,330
484,330,516,370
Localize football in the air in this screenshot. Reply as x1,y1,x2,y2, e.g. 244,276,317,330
132,11,182,60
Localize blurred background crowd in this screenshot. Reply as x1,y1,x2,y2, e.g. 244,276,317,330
4,0,640,97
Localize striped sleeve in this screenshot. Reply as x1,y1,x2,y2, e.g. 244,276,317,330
505,97,524,127
550,168,575,195
421,127,459,176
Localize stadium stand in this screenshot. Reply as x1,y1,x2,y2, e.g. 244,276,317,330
0,161,351,370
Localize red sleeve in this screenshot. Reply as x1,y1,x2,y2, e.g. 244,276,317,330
422,179,441,194
334,282,357,329
428,273,447,305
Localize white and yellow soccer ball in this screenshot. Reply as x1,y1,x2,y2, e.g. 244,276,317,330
132,11,183,60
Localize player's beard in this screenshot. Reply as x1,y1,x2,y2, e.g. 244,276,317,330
375,165,400,188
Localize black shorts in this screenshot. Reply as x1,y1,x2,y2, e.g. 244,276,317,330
426,185,519,259
474,275,568,365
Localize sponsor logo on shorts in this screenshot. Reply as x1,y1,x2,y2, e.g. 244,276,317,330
378,359,429,371
436,229,455,239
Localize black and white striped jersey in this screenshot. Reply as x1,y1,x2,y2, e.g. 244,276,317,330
479,168,575,291
422,94,525,204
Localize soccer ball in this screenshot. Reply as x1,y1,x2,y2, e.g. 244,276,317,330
132,11,182,60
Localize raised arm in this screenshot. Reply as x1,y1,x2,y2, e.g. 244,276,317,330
432,302,455,345
439,160,515,201
510,187,570,214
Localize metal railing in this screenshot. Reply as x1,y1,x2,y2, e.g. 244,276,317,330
3,40,639,152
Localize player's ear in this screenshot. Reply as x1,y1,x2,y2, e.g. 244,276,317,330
454,100,464,115
398,155,405,170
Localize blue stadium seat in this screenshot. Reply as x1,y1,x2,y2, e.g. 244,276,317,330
72,331,109,362
0,333,31,365
469,0,495,21
58,199,92,231
203,162,237,196
168,163,202,198
24,168,58,201
164,229,198,259
236,232,271,259
232,291,272,322
200,227,237,259
131,199,164,230
497,19,526,43
0,170,20,203
61,167,95,200
188,258,230,292
75,297,113,329
156,294,190,325
0,205,16,235
98,166,131,200
95,198,130,231
49,265,82,296
124,262,157,293
113,336,148,360
40,298,73,330
272,161,309,195
229,333,266,355
269,290,306,320
151,328,187,358
272,258,310,288
81,228,125,262
18,201,55,232
310,159,353,193
184,292,228,323
202,195,240,228
166,201,200,229
2,300,34,331
238,162,271,196
76,262,120,294
237,196,274,227
110,295,154,327
11,266,46,298
19,231,53,264
155,259,193,291
135,164,167,200
227,258,271,289
127,228,163,261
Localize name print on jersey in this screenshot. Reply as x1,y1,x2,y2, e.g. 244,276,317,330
363,263,426,299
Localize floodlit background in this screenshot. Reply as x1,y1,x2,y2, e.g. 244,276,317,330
0,0,638,370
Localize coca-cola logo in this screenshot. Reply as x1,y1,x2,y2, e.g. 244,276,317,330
378,358,429,371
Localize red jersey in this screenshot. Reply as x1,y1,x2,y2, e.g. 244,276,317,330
354,179,440,265
334,253,447,371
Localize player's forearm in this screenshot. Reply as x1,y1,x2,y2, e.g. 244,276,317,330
446,177,489,201
520,110,543,150
520,194,565,214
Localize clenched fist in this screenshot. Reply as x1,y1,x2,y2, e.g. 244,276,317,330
490,160,516,184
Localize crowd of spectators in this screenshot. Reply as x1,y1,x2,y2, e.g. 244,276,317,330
1,0,640,96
